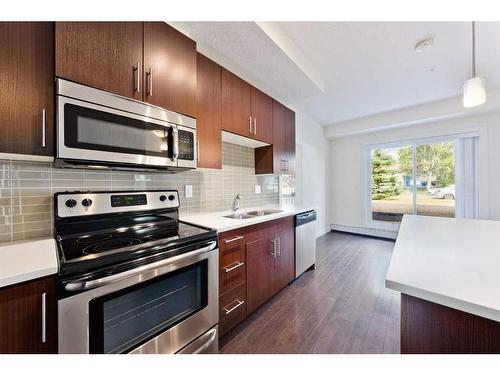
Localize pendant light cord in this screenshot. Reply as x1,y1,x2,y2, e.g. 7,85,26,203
472,21,476,77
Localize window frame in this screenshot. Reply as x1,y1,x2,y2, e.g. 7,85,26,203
364,132,479,231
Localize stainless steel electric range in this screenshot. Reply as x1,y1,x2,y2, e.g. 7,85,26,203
55,190,218,354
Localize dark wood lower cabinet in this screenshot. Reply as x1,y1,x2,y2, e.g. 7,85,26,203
401,294,500,354
0,276,57,354
218,217,295,337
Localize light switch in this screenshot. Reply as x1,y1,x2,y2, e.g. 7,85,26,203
185,185,193,198
255,185,261,194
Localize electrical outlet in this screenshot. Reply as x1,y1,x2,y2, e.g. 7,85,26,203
255,185,261,194
185,185,193,198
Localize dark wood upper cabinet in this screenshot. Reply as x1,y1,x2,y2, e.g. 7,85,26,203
284,106,296,175
0,276,57,354
0,22,54,156
196,53,222,169
143,22,197,117
250,87,273,143
221,68,252,137
55,22,143,101
255,101,295,175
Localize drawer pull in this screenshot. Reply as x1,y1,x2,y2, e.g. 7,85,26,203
224,299,245,315
222,261,244,273
224,235,244,244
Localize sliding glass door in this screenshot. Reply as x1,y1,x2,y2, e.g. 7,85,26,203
368,135,476,227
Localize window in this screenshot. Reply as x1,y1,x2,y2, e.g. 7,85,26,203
367,135,478,226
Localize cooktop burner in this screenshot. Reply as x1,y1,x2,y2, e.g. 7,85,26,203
83,238,142,255
55,190,217,277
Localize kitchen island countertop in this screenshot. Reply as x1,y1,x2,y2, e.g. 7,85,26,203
385,215,500,323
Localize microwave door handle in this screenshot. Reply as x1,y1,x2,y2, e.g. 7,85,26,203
172,127,179,161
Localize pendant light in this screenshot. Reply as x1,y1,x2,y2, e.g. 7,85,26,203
463,21,486,107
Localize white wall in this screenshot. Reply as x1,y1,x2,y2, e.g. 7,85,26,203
294,111,330,237
330,110,500,235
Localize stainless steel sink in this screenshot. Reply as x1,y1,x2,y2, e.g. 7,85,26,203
244,209,284,216
223,213,256,220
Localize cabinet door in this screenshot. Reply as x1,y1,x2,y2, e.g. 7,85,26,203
250,87,273,143
272,100,286,173
196,53,222,169
221,68,252,137
0,22,54,156
284,106,296,175
55,22,143,100
246,236,276,314
143,22,197,117
0,276,57,353
274,228,295,291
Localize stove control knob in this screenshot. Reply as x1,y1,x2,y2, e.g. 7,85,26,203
159,195,167,202
168,194,176,201
65,199,77,208
81,198,93,207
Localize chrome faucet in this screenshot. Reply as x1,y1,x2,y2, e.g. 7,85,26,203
233,194,241,212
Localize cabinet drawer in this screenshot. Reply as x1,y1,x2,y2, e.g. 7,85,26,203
220,262,246,296
219,283,246,337
219,234,246,295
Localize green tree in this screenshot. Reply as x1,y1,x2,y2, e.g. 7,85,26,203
398,143,455,188
371,150,401,200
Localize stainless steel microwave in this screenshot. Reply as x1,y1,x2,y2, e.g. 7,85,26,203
56,79,197,171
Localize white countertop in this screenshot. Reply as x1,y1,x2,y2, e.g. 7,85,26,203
180,205,316,232
385,215,500,322
0,238,58,288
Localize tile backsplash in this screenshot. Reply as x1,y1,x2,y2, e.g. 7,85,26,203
0,142,278,244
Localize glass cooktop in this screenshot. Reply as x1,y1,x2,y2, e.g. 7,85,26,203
56,214,216,276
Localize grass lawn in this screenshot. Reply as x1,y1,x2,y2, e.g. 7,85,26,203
372,189,455,218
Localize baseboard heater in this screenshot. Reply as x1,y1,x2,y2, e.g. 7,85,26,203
330,224,398,240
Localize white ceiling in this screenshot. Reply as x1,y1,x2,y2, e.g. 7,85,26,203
174,22,500,126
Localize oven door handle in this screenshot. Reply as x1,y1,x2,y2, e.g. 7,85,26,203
65,240,217,292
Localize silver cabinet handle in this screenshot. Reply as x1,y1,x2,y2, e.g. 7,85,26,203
224,235,244,244
41,292,47,343
224,299,244,315
222,261,244,273
253,117,257,135
248,116,253,134
276,235,281,256
270,238,277,257
147,67,153,96
41,109,46,148
133,62,140,93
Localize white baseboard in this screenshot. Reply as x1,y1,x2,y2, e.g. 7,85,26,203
330,223,398,240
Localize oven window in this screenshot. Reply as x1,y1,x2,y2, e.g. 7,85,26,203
89,260,208,354
64,103,172,157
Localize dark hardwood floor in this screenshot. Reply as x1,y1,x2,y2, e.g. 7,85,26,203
219,231,400,354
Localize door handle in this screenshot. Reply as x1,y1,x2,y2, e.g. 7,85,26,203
223,299,245,315
222,261,244,273
276,235,281,256
41,292,47,343
249,116,253,134
41,109,46,148
146,67,153,96
253,117,257,135
224,235,244,244
270,238,277,257
133,62,140,93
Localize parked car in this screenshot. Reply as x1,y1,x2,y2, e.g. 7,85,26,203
429,185,455,200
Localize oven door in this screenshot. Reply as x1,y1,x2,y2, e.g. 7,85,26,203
57,95,177,168
58,241,218,354
176,125,197,169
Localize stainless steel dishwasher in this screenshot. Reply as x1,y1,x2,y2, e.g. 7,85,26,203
295,210,317,278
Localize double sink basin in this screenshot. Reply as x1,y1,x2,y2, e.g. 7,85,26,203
223,209,283,220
